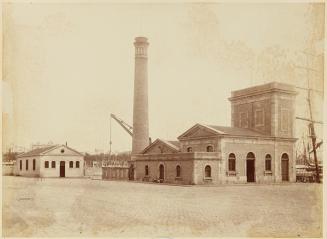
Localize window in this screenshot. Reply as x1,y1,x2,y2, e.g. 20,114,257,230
20,160,22,170
255,109,264,126
205,165,211,177
247,152,255,160
51,161,56,168
76,161,80,168
33,159,36,171
176,165,181,177
240,112,248,128
187,147,192,152
145,165,149,176
265,154,272,171
45,161,49,168
282,153,289,160
281,109,289,132
228,153,236,171
61,149,65,153
26,160,28,170
69,161,74,168
206,145,213,152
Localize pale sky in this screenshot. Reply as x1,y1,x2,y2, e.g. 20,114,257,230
2,2,324,153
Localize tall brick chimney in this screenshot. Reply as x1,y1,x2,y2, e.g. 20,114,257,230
132,37,149,154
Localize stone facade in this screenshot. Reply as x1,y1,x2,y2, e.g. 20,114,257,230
130,82,297,185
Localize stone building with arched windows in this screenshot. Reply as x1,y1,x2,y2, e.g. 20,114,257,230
131,82,297,184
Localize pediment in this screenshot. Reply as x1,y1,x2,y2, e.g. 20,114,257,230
142,139,179,154
178,124,219,140
43,145,83,156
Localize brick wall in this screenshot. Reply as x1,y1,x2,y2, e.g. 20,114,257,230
135,159,194,184
180,138,220,153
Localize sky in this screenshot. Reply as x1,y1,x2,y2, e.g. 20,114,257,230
2,2,325,154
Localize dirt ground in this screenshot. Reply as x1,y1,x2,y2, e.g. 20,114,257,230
2,176,323,237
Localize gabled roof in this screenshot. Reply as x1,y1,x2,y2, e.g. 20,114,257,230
141,138,180,154
178,123,266,140
18,145,59,158
206,125,266,137
17,144,84,158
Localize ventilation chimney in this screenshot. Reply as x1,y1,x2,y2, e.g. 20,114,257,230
132,37,149,154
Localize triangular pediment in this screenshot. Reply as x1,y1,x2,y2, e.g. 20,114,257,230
178,124,220,140
142,139,179,154
43,145,84,156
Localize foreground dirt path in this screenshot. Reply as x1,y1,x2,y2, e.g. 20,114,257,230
2,176,322,237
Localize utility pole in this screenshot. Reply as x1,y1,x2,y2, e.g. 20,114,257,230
294,50,322,183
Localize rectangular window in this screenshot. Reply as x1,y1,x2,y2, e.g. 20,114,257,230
281,108,289,132
265,159,272,171
69,161,74,168
45,161,49,168
51,161,56,168
76,161,80,168
26,160,28,170
20,160,22,171
255,109,264,126
33,159,36,171
240,112,248,128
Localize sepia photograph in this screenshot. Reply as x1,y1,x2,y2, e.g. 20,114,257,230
1,0,325,238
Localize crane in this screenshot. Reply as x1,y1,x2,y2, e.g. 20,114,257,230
109,113,151,155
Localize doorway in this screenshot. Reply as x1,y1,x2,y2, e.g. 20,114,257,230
281,153,289,181
246,152,255,182
60,161,65,177
159,164,164,182
128,164,134,180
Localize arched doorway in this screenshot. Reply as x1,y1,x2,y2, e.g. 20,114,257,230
128,164,134,180
281,153,289,181
159,164,164,182
246,152,255,182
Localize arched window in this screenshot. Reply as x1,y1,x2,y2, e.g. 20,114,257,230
45,161,49,168
33,159,36,171
265,154,272,171
26,159,28,170
247,152,255,159
20,160,22,170
145,165,149,176
228,153,236,171
282,153,289,160
69,161,74,168
281,153,289,181
176,165,181,177
206,145,213,152
76,161,80,168
187,147,192,152
205,165,211,177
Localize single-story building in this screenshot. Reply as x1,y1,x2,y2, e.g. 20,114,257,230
16,144,84,178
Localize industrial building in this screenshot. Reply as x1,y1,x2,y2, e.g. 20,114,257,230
16,144,84,178
129,37,297,184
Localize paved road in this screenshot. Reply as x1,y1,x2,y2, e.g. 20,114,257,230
2,176,322,237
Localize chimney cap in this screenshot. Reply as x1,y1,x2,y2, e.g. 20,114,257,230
135,37,148,43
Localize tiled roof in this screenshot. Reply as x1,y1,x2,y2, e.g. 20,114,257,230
206,125,266,137
18,145,59,158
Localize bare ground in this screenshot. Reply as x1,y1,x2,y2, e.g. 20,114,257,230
2,176,322,237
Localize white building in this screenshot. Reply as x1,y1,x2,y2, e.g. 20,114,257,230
16,144,84,178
